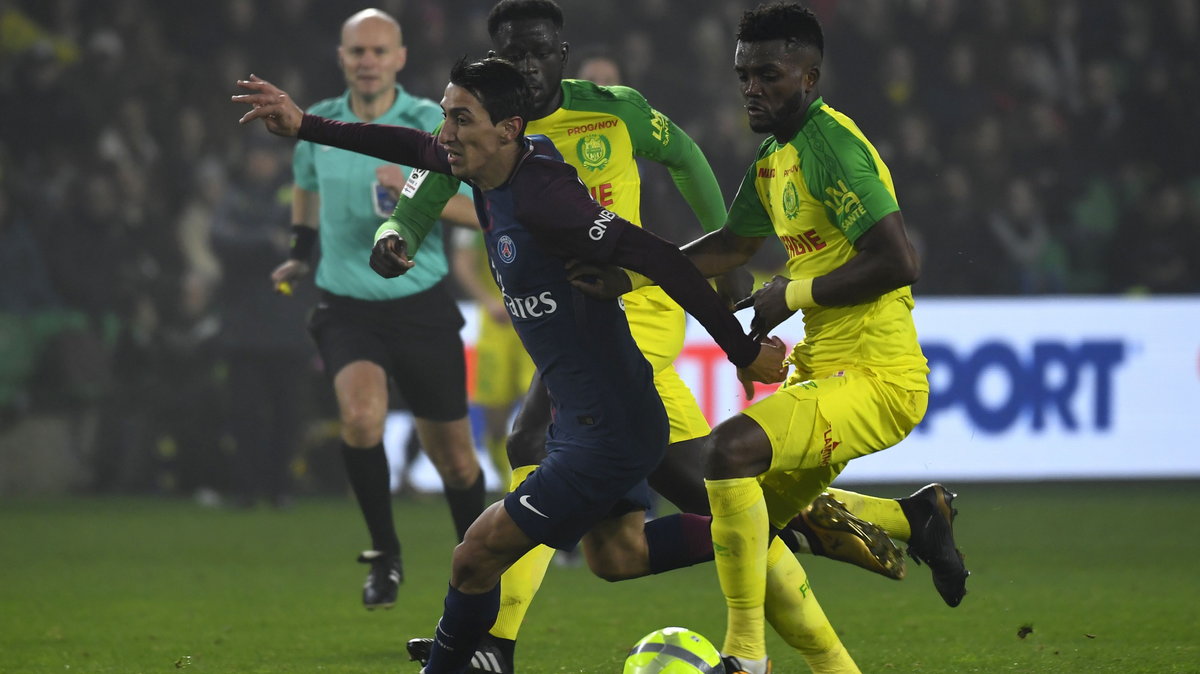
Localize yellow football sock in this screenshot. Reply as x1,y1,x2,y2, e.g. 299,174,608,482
489,544,554,640
486,435,511,492
706,477,769,661
764,538,860,673
825,487,911,541
489,464,554,641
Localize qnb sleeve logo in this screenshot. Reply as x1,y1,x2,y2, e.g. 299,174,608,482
589,209,617,240
918,340,1126,434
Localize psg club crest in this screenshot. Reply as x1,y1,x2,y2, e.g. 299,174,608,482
497,235,517,263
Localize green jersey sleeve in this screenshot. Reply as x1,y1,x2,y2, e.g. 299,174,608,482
598,84,727,231
725,142,775,238
800,122,900,244
374,120,473,255
375,168,467,255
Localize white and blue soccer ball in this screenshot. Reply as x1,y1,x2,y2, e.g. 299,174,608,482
623,627,725,674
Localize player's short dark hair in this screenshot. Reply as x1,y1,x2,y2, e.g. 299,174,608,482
737,2,824,56
487,0,564,37
449,56,530,132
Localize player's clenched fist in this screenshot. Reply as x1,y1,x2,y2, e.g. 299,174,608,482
737,335,789,400
232,75,305,137
370,233,415,278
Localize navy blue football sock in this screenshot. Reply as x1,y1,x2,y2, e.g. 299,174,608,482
645,513,715,574
425,584,501,673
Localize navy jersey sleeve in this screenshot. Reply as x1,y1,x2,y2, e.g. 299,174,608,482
297,114,452,175
514,161,759,368
512,160,631,261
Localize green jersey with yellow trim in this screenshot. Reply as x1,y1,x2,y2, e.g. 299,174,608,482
727,97,927,389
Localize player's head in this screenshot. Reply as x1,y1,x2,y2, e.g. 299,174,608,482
486,0,567,118
438,57,530,184
575,49,623,87
338,9,407,103
734,2,823,138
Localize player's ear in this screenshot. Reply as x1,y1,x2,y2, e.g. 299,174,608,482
499,116,523,141
560,41,569,65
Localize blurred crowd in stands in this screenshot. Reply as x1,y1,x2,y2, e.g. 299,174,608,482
1,0,1196,496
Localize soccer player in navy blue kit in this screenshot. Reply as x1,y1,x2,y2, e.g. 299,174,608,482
235,57,786,674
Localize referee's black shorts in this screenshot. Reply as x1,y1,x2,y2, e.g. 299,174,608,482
307,281,467,422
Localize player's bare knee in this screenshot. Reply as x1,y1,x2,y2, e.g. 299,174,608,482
448,544,490,590
449,534,505,591
429,447,481,487
705,421,770,480
584,547,639,582
340,409,383,447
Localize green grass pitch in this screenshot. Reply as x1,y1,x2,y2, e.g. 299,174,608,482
2,481,1198,673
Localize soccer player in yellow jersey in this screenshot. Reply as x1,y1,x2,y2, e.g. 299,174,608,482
687,5,961,671
573,4,970,672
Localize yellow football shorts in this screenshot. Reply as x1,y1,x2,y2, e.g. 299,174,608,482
740,368,929,529
472,309,536,409
623,286,711,444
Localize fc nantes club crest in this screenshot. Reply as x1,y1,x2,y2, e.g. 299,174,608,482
576,134,612,171
782,182,800,220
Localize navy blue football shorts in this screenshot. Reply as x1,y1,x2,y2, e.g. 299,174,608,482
505,430,668,550
308,282,467,422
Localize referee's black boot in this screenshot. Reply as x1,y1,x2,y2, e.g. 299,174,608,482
358,550,403,609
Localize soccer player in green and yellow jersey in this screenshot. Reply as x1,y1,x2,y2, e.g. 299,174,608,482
572,5,968,672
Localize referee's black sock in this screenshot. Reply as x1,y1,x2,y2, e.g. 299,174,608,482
444,470,486,542
341,443,401,556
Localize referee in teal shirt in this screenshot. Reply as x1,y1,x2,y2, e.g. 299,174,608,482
269,8,483,611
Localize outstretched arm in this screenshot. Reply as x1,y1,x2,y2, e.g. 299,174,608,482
233,76,451,173
232,75,306,136
607,224,787,398
518,168,786,392
679,226,768,278
568,225,767,299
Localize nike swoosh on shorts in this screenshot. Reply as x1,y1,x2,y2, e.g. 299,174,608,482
518,494,550,519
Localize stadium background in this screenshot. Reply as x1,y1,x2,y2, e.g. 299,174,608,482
2,2,1199,673
2,0,1196,494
